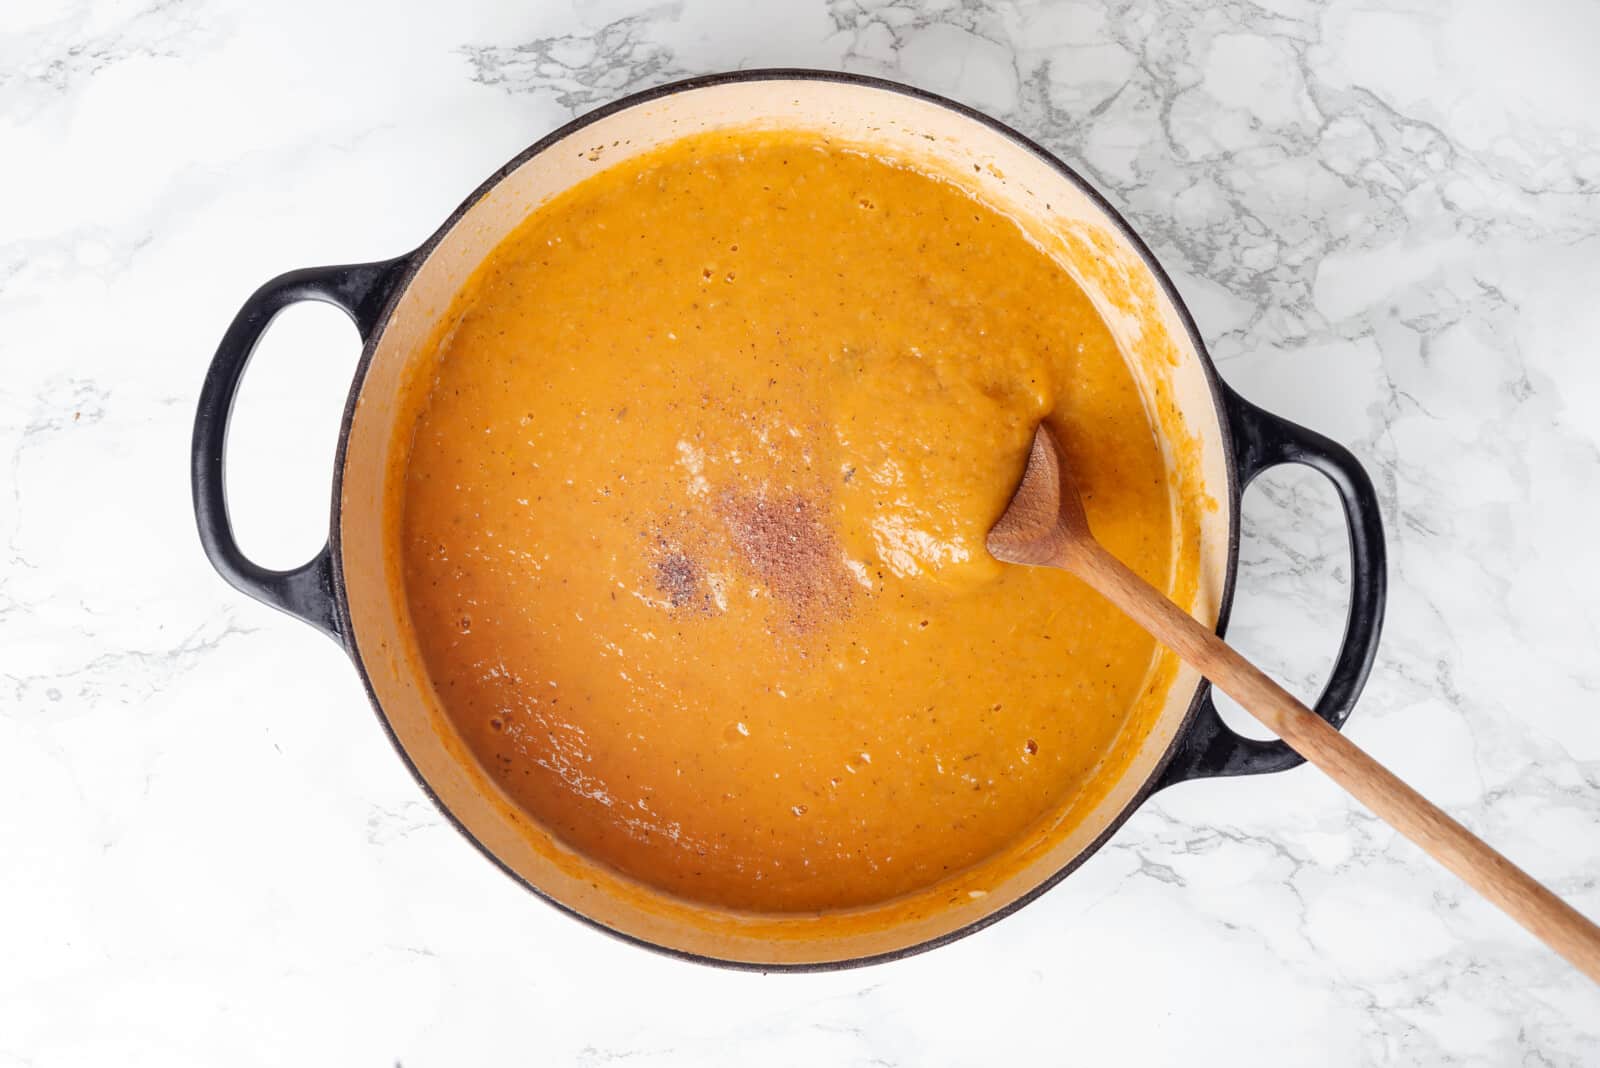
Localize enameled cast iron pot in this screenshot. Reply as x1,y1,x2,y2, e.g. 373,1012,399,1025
192,70,1386,970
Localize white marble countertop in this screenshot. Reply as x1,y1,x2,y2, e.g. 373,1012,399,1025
4,0,1599,1063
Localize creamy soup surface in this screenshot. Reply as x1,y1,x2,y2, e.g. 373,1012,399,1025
398,129,1180,913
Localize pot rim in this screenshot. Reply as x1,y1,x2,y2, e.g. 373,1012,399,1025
327,68,1243,971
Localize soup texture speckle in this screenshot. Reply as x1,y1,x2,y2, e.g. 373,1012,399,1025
398,129,1178,912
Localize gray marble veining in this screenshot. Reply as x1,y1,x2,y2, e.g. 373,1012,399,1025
2,0,1597,1064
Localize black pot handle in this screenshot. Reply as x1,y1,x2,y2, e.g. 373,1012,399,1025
191,257,409,642
1156,384,1387,788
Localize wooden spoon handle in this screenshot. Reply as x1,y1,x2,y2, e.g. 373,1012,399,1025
1072,541,1600,984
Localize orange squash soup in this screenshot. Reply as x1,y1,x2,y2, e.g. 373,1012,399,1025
397,129,1179,913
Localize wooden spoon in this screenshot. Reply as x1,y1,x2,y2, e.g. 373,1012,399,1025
988,423,1600,983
